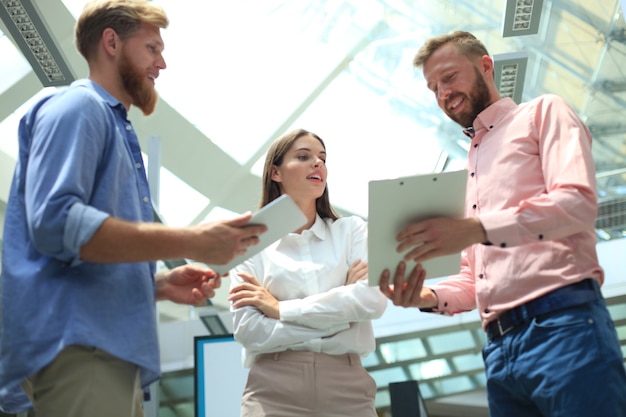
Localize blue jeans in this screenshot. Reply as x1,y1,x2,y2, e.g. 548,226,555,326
483,298,626,417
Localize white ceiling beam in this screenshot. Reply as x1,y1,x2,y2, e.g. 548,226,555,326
129,101,262,217
0,71,40,121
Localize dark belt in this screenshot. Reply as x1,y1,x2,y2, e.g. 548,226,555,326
486,279,601,340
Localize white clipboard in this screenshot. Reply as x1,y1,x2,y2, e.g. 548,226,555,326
367,170,467,286
207,194,307,275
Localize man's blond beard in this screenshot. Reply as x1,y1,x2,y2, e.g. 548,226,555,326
119,50,159,116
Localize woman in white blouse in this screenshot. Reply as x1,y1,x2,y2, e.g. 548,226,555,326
228,128,388,417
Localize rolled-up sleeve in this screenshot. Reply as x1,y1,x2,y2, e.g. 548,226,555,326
22,89,113,265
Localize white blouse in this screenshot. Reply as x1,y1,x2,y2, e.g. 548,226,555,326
230,214,388,367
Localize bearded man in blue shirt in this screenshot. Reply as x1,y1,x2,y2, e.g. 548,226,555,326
0,1,266,416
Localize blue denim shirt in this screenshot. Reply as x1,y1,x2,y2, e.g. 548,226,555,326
0,80,159,412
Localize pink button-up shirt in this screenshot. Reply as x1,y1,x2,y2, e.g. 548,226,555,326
431,95,603,328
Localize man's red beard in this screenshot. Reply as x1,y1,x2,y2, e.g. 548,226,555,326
445,65,492,128
119,50,159,116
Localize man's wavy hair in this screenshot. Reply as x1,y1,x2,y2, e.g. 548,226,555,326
413,31,489,68
75,0,168,61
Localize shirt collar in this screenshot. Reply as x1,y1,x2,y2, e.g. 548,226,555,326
463,126,475,138
72,79,126,114
464,97,517,136
307,214,327,240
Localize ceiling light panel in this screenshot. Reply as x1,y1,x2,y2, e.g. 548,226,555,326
493,51,528,104
502,0,544,37
0,0,74,86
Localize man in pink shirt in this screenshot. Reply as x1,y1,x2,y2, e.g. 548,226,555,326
379,31,626,417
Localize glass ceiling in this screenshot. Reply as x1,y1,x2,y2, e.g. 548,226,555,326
18,0,626,229
2,0,626,416
50,0,626,232
61,0,472,221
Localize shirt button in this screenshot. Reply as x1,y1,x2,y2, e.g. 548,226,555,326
489,125,494,129
474,143,478,148
143,197,149,203
444,302,448,307
471,172,475,177
472,204,477,209
538,234,544,240
500,242,507,248
135,163,142,169
126,125,132,131
479,274,484,279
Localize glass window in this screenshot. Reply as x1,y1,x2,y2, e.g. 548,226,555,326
607,302,626,321
369,367,409,388
362,351,381,367
428,330,477,355
409,358,451,380
434,375,476,396
379,337,427,363
452,352,484,373
374,389,391,409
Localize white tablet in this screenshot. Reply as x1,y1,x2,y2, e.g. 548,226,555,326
207,194,307,275
367,170,467,286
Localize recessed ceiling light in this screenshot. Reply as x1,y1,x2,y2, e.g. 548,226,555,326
493,51,528,104
502,0,544,37
0,0,75,86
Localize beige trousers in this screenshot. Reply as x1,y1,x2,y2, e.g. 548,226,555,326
21,345,144,417
241,351,378,417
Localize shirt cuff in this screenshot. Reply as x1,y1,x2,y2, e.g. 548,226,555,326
278,299,302,322
419,289,440,313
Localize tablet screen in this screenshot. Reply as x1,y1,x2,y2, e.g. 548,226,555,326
206,194,307,275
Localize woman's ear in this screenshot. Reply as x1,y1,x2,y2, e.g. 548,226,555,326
270,165,281,182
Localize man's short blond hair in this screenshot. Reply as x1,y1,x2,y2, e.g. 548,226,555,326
75,0,168,61
413,31,489,68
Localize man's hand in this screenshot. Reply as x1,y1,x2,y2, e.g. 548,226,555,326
191,213,267,265
378,261,437,309
396,217,486,263
345,259,368,285
228,273,280,319
156,264,222,305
